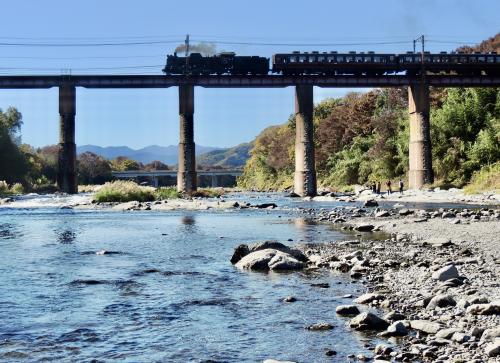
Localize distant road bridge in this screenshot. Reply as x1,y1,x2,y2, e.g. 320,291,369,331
112,169,243,187
1,73,500,195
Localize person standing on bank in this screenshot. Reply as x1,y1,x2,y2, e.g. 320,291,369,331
386,180,392,195
399,179,404,195
376,181,381,195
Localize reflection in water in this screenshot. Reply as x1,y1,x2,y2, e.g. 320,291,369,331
181,215,196,226
293,217,318,243
58,230,76,244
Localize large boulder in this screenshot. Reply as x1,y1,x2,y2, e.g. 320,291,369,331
249,241,308,262
349,312,389,331
235,249,305,272
235,249,278,271
363,200,378,207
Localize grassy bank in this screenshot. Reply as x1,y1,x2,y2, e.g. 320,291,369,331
93,181,225,202
463,162,500,194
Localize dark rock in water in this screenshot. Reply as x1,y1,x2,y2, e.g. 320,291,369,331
289,192,300,198
306,322,334,331
336,305,360,316
398,208,413,216
354,224,375,232
254,203,277,209
350,312,389,331
311,282,330,288
325,350,337,356
363,200,378,207
283,296,297,303
230,244,250,264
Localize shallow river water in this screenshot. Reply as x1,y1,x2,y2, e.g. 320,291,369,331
0,193,417,362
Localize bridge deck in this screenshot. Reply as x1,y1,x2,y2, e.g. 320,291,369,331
0,74,499,89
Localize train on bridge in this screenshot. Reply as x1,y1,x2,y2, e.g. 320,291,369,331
163,51,499,76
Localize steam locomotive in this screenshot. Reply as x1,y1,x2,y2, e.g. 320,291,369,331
163,51,500,76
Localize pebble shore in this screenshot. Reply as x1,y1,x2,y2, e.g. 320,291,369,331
299,203,500,362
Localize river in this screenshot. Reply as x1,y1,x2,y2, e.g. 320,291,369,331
1,193,392,362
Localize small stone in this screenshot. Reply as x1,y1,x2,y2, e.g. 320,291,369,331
350,312,389,331
431,264,459,281
426,294,456,309
325,350,337,356
467,302,500,315
354,224,375,232
386,321,408,336
306,322,334,331
436,328,460,339
363,199,378,207
485,341,500,357
451,332,470,343
410,320,441,334
355,293,385,304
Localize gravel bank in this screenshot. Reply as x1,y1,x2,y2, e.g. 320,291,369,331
303,205,500,362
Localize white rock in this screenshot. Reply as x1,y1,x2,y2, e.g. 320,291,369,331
431,264,459,281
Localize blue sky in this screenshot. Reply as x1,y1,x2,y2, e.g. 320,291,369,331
0,0,498,148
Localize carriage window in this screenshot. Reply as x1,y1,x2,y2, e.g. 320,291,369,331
459,56,467,63
327,56,334,62
477,56,485,62
373,56,380,63
431,56,440,63
309,56,315,62
469,56,477,63
496,57,500,63
299,56,306,63
487,56,495,63
337,56,344,62
405,56,413,62
451,57,458,63
424,56,431,62
364,56,371,62
290,56,297,63
355,56,363,62
346,56,354,62
318,56,325,62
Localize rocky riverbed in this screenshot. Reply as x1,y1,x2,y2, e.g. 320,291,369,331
296,203,500,362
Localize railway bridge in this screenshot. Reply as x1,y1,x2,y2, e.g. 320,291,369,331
112,169,243,188
1,74,500,196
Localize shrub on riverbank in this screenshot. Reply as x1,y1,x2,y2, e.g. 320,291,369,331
155,187,181,199
192,188,224,198
94,181,155,202
0,180,25,196
463,162,500,194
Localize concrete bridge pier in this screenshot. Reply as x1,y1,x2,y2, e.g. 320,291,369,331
177,84,197,193
57,84,77,194
294,85,317,196
408,82,434,189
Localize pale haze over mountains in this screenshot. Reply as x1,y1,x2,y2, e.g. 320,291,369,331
76,144,251,167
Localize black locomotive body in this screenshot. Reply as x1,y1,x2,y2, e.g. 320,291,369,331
163,51,499,76
163,52,269,75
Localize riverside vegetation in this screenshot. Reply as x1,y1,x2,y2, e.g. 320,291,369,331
239,34,500,193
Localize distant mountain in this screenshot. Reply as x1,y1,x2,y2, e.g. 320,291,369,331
197,142,253,168
77,144,219,165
